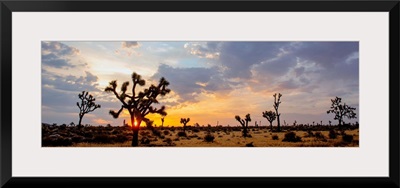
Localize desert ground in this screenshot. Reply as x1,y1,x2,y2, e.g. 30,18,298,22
42,123,359,147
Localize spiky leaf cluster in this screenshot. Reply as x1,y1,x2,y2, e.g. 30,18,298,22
105,72,170,123
77,91,101,116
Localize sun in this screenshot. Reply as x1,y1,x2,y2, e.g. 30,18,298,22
134,121,138,126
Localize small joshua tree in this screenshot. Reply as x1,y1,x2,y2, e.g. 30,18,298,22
262,110,276,131
235,114,251,137
180,118,190,132
327,96,357,127
76,91,100,129
273,93,282,131
105,72,170,146
161,115,166,128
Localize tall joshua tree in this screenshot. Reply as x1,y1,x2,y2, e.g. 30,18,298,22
235,114,251,137
262,110,276,131
76,91,100,129
105,72,170,146
180,118,190,132
327,96,357,127
273,93,282,132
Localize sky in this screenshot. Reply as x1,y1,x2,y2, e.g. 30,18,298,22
41,41,359,127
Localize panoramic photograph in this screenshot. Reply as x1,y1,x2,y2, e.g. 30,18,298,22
42,41,359,147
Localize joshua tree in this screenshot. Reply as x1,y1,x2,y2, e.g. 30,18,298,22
262,110,276,131
180,118,190,132
76,91,100,129
235,114,251,137
273,93,282,131
161,115,166,128
105,72,170,146
327,96,357,127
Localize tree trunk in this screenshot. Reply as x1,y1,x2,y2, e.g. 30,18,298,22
183,124,186,132
78,115,83,129
270,122,273,131
131,115,139,147
338,119,342,127
132,129,139,147
277,115,281,132
243,121,248,137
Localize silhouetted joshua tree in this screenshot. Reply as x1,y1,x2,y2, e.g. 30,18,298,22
180,118,190,132
262,110,276,131
235,114,251,137
273,93,282,131
105,72,170,146
76,91,100,129
327,96,357,127
161,115,166,128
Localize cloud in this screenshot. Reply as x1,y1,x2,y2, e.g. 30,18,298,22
293,42,358,68
121,41,140,49
118,41,142,56
41,41,81,68
41,70,121,125
218,42,287,79
42,70,100,92
184,42,220,59
151,64,232,102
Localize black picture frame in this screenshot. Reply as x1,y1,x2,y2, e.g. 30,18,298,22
1,1,399,187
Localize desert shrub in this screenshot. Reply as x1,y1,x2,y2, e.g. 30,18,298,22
152,130,162,138
140,131,150,136
272,135,279,140
192,129,200,133
93,134,111,143
342,134,354,143
245,142,254,147
189,134,198,138
111,129,120,135
56,137,73,146
42,137,73,147
204,133,215,142
246,142,254,147
83,132,93,138
314,132,324,138
329,130,337,139
314,131,327,142
140,137,151,144
173,137,180,141
282,132,302,142
305,130,314,137
163,138,173,145
333,141,345,147
71,136,85,143
177,131,187,137
114,134,129,143
163,130,170,135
